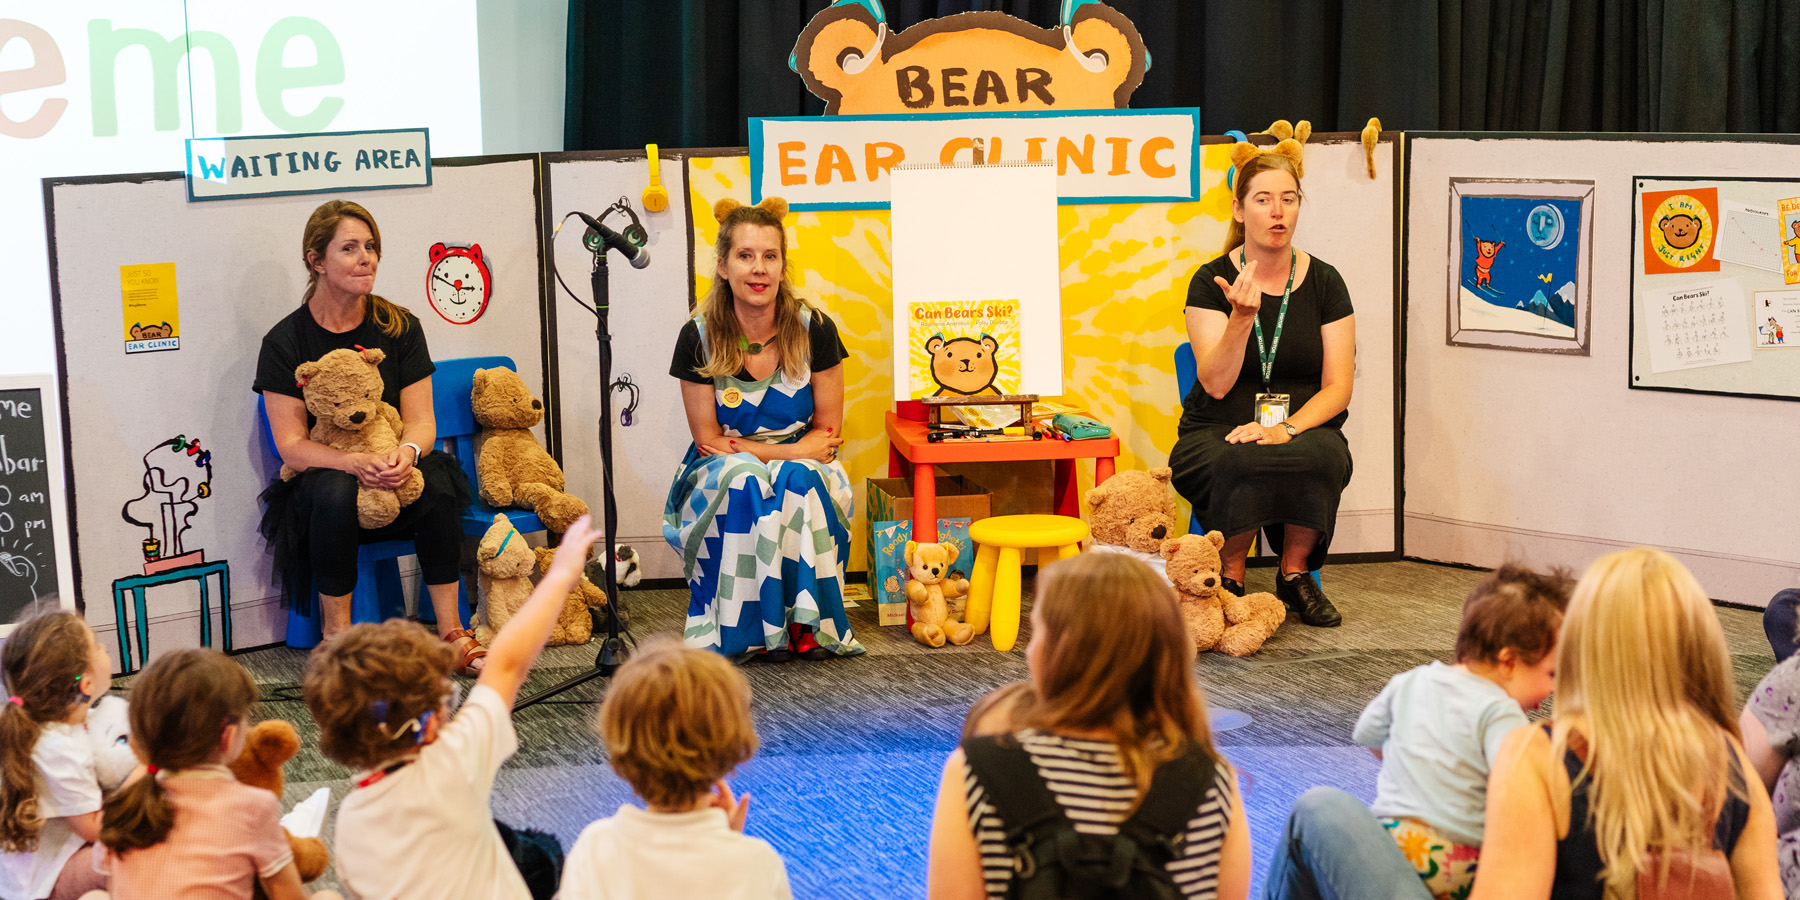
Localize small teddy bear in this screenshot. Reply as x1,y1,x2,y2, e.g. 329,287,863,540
226,720,331,891
86,695,137,796
1084,467,1178,581
474,514,537,646
471,366,589,533
532,545,599,646
1161,531,1287,657
904,540,974,648
280,347,423,529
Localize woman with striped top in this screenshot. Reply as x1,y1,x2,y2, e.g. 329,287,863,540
926,552,1251,899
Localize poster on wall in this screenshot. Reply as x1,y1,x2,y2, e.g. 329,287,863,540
1753,290,1800,347
1644,280,1751,372
1781,197,1800,285
1641,187,1721,275
1446,179,1594,354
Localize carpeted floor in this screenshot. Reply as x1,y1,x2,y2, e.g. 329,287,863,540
133,560,1777,898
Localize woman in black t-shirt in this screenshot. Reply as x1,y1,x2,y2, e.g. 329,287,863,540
253,200,479,671
1168,152,1354,628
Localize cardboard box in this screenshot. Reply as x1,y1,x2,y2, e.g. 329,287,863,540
865,476,991,626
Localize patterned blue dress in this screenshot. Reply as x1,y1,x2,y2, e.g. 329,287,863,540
663,310,864,657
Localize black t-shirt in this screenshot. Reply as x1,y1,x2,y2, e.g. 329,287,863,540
253,302,435,427
1181,252,1354,429
669,308,849,384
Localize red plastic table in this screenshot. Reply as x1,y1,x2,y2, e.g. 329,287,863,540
884,411,1119,543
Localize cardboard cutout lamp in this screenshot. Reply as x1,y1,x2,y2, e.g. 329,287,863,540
790,0,1150,114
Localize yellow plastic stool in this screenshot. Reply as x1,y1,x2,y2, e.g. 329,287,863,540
965,514,1089,652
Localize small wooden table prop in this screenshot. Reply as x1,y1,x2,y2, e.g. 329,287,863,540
921,394,1039,428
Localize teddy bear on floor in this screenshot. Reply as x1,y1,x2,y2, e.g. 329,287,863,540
474,514,536,646
279,347,422,529
227,719,330,892
531,545,598,646
905,540,974,647
1084,467,1178,582
1161,531,1287,657
472,366,588,533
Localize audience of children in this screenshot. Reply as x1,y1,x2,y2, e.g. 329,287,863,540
559,636,790,900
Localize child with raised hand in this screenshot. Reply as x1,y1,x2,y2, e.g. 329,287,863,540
559,636,789,900
0,611,112,900
99,647,341,900
1351,563,1572,900
307,514,605,900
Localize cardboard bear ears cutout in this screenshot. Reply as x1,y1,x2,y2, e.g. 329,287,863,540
789,0,1150,115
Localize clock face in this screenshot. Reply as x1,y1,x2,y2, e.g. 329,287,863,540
425,243,491,324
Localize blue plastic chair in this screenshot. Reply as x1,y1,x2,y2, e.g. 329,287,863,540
1172,342,1320,588
428,356,547,539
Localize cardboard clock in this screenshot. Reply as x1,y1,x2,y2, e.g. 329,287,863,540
425,243,492,324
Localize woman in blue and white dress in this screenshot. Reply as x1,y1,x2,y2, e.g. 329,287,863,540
665,197,864,662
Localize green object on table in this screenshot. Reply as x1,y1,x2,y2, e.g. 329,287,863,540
1051,413,1111,439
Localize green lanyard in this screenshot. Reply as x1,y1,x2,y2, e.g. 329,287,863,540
1240,246,1296,389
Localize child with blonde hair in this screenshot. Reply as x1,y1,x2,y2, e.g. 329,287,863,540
0,611,111,900
99,647,340,900
558,636,788,900
306,515,604,900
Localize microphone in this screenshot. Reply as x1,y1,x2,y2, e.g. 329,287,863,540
575,211,651,269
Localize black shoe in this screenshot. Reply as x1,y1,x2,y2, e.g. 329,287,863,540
1276,572,1342,627
1221,576,1245,598
754,646,795,664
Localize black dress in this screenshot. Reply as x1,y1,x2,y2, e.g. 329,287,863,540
1168,253,1354,572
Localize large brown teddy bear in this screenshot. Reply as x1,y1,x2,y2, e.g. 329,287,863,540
1084,467,1178,581
226,720,330,893
904,540,974,647
279,347,423,529
1161,531,1286,657
532,545,598,646
474,514,536,646
471,367,588,533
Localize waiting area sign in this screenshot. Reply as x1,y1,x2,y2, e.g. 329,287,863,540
185,128,432,202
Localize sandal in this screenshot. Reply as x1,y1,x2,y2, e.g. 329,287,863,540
444,628,488,677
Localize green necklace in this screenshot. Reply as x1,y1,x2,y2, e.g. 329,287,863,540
738,335,769,354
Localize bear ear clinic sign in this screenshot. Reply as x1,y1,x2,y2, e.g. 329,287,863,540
185,128,431,202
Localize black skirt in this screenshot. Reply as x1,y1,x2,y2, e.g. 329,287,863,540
1168,424,1352,572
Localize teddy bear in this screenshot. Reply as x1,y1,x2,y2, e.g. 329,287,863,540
279,346,423,529
1161,531,1287,657
904,540,975,647
471,366,588,533
86,695,137,795
1660,213,1702,249
1083,467,1177,582
531,545,598,646
926,334,1002,397
474,514,537,646
226,719,330,891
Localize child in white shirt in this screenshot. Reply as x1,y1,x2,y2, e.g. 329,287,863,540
559,637,791,900
1353,563,1571,900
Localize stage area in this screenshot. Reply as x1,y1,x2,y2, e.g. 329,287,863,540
138,560,1775,899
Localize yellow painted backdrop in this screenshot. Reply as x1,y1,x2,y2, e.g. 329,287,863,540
687,147,1234,566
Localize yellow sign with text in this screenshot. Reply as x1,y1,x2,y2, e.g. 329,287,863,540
120,263,180,354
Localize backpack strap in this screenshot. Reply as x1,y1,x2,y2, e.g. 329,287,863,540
962,734,1067,841
1118,743,1215,859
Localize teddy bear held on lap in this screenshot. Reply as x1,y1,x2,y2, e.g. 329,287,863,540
280,347,423,529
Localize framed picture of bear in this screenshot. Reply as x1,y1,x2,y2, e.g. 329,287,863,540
1445,178,1595,354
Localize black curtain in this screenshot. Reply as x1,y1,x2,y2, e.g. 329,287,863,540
565,0,1800,151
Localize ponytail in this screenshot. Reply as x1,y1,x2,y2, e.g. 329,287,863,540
0,611,94,852
99,773,173,853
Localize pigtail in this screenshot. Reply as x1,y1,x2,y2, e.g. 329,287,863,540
0,611,95,853
99,772,175,853
0,703,46,852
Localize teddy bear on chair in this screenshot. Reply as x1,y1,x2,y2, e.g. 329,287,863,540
471,366,588,533
905,540,974,648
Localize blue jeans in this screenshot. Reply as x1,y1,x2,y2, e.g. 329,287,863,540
1262,787,1434,900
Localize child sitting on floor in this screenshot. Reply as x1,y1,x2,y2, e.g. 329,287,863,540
306,515,605,900
1352,563,1571,900
100,647,342,900
558,636,791,900
0,611,113,900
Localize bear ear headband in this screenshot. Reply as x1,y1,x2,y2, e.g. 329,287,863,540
713,196,790,225
1229,119,1311,180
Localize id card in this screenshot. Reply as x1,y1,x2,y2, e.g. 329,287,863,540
1256,393,1290,427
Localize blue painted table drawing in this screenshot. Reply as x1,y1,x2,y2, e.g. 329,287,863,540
110,560,230,673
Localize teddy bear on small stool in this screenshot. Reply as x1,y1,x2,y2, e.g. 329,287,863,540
1084,467,1179,581
474,514,536,646
1161,531,1287,656
227,720,330,893
279,347,422,529
904,540,974,647
471,366,588,533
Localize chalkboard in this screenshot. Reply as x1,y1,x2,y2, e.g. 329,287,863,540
0,375,73,631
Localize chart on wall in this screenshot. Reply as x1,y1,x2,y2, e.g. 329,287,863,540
1630,177,1800,401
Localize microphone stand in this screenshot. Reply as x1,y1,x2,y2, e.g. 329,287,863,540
515,238,630,710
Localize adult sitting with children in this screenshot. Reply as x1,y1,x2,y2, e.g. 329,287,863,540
254,200,484,676
1169,143,1356,629
664,196,862,663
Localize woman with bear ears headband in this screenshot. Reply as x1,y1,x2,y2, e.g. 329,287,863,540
1169,128,1356,628
664,197,863,662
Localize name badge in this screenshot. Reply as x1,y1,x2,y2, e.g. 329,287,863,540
1256,393,1290,427
721,386,743,408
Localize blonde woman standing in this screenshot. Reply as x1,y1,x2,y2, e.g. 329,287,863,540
1469,548,1781,899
